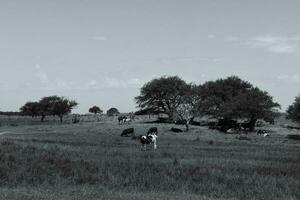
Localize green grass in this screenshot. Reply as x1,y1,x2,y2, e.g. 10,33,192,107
0,116,299,199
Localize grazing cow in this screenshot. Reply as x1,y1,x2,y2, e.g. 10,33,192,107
140,133,158,151
118,116,127,125
121,128,134,137
122,117,132,124
147,127,158,135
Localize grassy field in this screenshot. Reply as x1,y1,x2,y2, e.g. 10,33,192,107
0,115,299,200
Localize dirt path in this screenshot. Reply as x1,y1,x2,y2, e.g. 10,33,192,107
0,131,11,135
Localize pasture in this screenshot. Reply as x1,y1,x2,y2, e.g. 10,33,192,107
0,115,299,200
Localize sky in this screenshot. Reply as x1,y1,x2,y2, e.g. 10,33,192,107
1,0,300,114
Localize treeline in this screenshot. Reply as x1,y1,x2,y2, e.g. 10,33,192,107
135,75,285,131
0,111,21,116
1,75,300,127
20,96,78,123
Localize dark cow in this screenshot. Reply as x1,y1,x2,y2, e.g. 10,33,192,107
118,116,127,125
170,127,183,133
121,128,134,137
147,127,158,135
140,133,158,151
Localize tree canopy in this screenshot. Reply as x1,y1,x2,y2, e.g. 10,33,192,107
136,75,280,131
20,101,41,117
20,96,78,123
106,107,120,116
135,76,189,120
199,76,280,130
287,95,300,123
89,106,103,115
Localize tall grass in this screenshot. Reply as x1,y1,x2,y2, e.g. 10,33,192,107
0,116,299,199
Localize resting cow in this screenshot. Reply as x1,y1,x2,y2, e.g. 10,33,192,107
121,128,134,137
257,130,269,137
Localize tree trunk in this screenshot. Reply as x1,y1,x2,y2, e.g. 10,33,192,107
59,115,63,123
249,117,257,132
41,114,45,122
185,123,189,132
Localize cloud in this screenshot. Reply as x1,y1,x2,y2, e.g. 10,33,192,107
277,74,300,84
92,36,107,41
226,35,300,54
35,64,49,84
207,34,215,39
103,78,143,89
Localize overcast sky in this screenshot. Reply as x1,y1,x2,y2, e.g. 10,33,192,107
1,0,300,113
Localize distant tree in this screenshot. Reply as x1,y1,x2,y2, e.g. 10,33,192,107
199,76,280,131
135,76,189,120
38,96,78,123
20,102,41,117
89,106,103,115
287,95,300,123
106,107,120,116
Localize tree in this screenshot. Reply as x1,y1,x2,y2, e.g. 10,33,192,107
174,84,202,131
135,76,189,120
287,94,300,123
51,97,78,123
20,102,41,117
38,96,78,123
106,107,120,116
89,106,103,115
199,76,280,131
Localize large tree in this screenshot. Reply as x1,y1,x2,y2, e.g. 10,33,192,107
135,76,189,120
89,106,103,115
199,76,280,131
287,94,300,123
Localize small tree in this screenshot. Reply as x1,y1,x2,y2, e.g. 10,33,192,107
287,95,300,123
51,97,78,123
174,84,202,131
107,107,120,116
38,96,78,123
20,102,41,118
89,106,103,115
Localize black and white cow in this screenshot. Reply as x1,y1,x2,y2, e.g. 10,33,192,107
118,116,127,125
140,133,158,151
257,130,269,137
122,117,132,124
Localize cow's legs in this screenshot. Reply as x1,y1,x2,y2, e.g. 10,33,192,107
153,141,157,150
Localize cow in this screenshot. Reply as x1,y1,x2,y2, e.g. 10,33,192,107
122,117,132,124
121,128,134,137
118,116,127,125
147,127,158,135
257,130,269,137
140,133,158,151
170,127,183,133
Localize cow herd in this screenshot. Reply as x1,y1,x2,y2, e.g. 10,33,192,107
118,116,133,125
118,115,273,151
